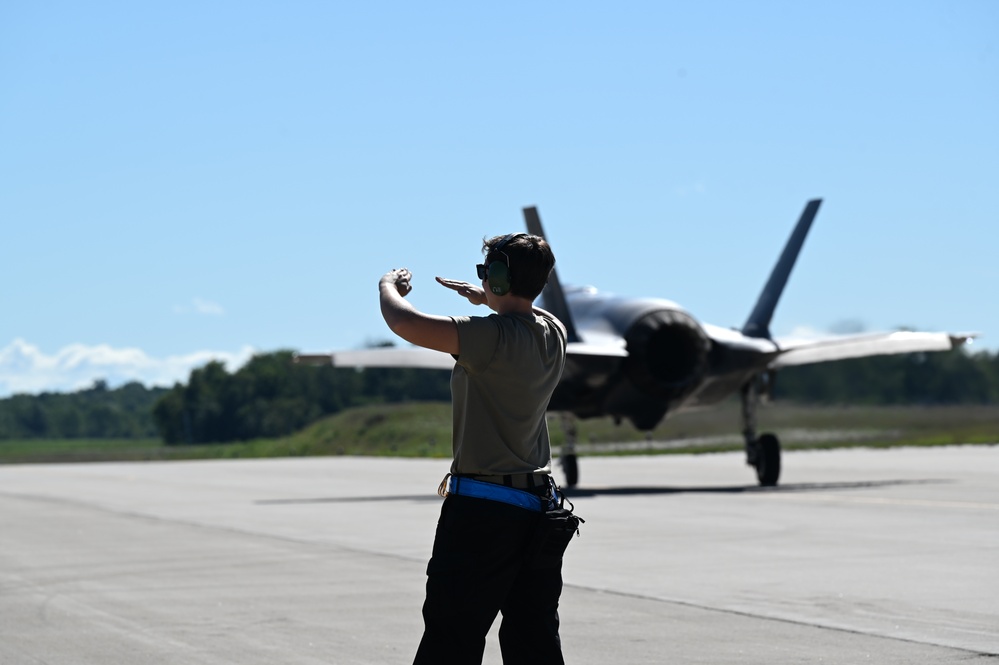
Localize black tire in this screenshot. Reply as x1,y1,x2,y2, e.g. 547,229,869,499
755,433,781,487
561,454,579,488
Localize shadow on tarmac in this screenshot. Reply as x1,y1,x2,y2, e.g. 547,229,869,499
257,479,950,505
256,494,440,505
562,478,950,499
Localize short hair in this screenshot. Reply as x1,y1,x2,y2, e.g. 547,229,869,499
482,233,556,300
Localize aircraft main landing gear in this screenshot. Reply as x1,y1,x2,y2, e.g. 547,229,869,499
750,432,781,486
741,375,781,487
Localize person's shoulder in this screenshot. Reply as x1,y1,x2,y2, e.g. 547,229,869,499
453,313,499,325
454,313,503,335
532,308,567,339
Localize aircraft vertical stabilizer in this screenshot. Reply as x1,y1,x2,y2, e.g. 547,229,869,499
522,206,582,343
742,199,822,339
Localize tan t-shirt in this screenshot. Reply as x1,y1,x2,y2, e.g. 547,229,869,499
449,310,567,476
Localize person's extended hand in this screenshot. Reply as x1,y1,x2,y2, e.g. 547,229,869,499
436,276,487,306
380,268,413,297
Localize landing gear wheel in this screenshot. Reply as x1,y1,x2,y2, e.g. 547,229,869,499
561,453,579,488
754,433,781,487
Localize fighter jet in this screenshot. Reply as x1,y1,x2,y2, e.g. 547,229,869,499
297,200,976,487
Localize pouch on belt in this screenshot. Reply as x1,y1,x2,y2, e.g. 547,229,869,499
529,493,584,569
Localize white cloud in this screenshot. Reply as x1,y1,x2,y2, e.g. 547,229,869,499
193,298,225,316
174,298,226,316
781,325,827,341
0,339,256,397
778,321,871,342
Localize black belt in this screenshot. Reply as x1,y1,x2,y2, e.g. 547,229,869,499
465,473,551,493
444,475,560,512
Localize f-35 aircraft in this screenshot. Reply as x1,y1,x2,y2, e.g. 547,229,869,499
298,200,975,487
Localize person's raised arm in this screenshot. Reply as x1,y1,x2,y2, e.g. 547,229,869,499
379,269,459,355
434,276,487,306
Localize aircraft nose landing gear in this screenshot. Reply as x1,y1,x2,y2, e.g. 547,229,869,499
559,412,580,487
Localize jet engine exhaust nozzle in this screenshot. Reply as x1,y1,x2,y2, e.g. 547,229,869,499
624,308,710,399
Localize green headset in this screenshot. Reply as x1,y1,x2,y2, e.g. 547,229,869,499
486,233,526,296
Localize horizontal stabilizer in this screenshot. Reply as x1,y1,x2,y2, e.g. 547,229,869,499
771,331,978,368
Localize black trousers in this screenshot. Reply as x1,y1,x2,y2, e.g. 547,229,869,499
413,494,565,665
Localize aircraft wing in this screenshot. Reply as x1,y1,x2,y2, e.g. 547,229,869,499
566,341,629,359
294,347,457,370
295,338,628,371
771,331,978,368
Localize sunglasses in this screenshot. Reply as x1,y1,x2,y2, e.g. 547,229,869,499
476,263,488,280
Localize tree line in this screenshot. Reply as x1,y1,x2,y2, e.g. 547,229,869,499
150,350,451,444
1,347,996,443
0,380,169,440
773,347,999,404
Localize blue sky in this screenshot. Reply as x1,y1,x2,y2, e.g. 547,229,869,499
2,1,996,397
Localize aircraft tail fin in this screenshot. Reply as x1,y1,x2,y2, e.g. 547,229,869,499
742,199,822,339
523,206,582,343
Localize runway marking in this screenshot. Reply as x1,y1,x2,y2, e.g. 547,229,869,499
769,494,999,511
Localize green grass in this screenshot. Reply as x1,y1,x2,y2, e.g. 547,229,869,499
0,437,167,463
0,403,455,464
562,400,999,456
1,400,996,464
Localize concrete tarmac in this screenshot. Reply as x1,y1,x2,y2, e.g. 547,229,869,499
1,445,997,664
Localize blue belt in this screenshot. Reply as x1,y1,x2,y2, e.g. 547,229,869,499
447,476,557,512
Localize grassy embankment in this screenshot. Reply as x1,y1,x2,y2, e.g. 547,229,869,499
1,400,996,465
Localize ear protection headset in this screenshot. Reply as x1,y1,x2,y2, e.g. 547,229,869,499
486,233,526,296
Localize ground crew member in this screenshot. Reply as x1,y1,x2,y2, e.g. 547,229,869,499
379,232,572,664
